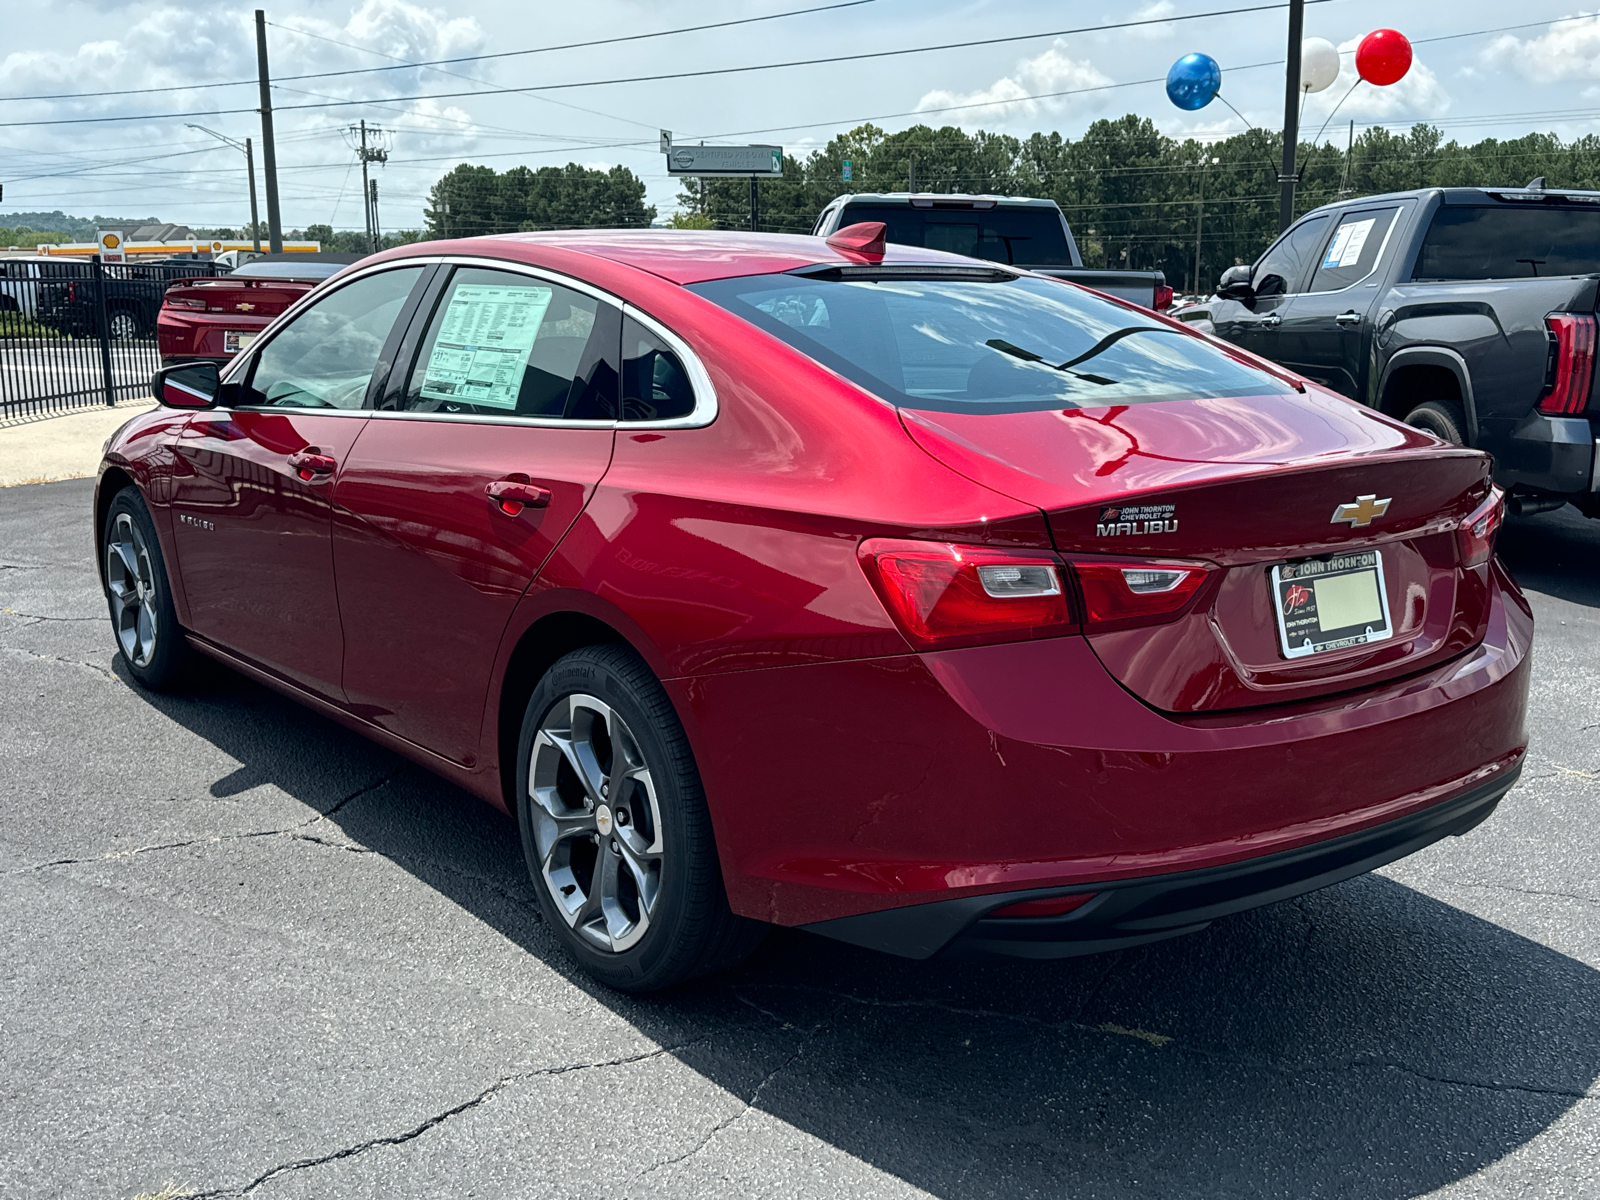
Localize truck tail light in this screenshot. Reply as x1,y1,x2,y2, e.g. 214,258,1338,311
858,539,1075,649
1068,558,1213,632
66,281,77,303
1456,487,1504,568
1152,284,1174,311
1539,313,1596,415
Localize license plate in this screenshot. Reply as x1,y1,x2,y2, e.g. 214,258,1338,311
223,330,257,354
1271,549,1394,659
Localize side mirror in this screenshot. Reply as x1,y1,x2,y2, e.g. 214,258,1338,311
1216,264,1254,301
151,361,222,409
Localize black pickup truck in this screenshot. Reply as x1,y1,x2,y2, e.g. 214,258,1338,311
1176,183,1600,517
34,258,220,341
812,194,1172,310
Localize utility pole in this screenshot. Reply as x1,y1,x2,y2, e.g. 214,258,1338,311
748,176,759,233
1340,119,1355,196
187,124,261,252
254,10,283,253
350,120,389,253
1194,156,1217,296
1277,0,1304,232
908,150,916,192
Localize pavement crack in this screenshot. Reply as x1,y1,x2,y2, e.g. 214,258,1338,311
2,645,115,680
190,1041,703,1197
0,608,102,621
636,1000,846,1183
1432,877,1600,906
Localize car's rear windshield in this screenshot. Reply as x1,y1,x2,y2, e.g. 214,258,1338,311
231,261,345,279
689,270,1291,414
1414,203,1600,280
835,204,1074,267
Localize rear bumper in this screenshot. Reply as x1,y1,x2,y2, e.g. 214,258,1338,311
803,766,1516,959
1488,412,1597,496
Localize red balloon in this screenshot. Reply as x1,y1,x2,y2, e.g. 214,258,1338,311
1356,28,1412,86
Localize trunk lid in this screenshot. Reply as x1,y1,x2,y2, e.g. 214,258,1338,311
899,390,1496,712
162,275,315,321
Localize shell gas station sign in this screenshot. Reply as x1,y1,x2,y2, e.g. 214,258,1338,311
96,231,126,264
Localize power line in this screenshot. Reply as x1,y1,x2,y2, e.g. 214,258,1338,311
0,1,1336,128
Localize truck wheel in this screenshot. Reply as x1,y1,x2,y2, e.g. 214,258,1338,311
109,310,140,341
515,644,766,992
1403,400,1467,446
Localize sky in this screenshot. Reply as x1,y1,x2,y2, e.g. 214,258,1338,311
3,0,1600,235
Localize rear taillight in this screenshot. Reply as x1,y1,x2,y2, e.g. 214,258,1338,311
66,281,77,303
164,295,206,310
1152,284,1174,311
1456,487,1504,568
1539,313,1596,415
1068,558,1213,632
858,539,1075,649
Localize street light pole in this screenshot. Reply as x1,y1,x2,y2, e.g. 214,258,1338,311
1277,0,1305,232
255,9,284,253
187,124,262,253
1194,156,1217,295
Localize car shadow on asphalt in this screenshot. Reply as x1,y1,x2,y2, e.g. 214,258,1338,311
1499,503,1600,609
124,656,1600,1199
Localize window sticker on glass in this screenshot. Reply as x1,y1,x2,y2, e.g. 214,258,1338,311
1322,218,1376,270
420,283,553,410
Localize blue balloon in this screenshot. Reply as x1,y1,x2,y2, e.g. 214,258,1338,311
1166,53,1221,111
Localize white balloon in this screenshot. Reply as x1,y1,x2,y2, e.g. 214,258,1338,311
1300,37,1341,93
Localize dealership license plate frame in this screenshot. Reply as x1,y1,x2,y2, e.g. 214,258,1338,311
1270,549,1395,660
223,330,257,355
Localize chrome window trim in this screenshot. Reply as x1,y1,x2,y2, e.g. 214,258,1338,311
220,254,717,429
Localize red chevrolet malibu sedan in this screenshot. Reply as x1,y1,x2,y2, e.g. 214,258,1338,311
96,227,1530,991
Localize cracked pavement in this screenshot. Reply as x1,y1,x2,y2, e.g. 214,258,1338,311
2,477,1598,1200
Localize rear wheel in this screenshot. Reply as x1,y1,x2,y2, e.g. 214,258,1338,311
108,309,141,340
102,488,193,690
515,645,765,991
1403,400,1467,446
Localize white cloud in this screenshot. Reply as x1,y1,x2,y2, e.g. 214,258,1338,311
914,39,1113,127
1483,14,1600,80
1298,38,1451,142
1127,1,1178,41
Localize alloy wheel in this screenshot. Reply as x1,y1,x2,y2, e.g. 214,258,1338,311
109,311,139,340
105,511,158,668
529,693,664,953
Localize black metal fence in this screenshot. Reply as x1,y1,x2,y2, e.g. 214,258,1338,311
0,258,223,418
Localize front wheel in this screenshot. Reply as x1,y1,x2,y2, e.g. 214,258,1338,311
515,645,765,991
102,488,193,690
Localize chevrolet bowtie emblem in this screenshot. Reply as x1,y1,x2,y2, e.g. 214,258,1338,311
235,302,255,312
1331,494,1391,527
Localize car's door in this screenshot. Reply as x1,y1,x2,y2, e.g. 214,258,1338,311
1211,214,1332,362
168,264,430,699
1275,204,1408,398
331,264,622,765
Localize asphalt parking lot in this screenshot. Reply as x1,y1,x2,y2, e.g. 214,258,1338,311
2,477,1597,1200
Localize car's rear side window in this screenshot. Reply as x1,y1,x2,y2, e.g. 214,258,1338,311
1414,204,1600,280
836,205,1074,267
399,267,620,420
689,272,1292,414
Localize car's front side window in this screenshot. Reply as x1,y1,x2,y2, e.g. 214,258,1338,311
399,267,620,420
1251,215,1333,297
243,266,425,409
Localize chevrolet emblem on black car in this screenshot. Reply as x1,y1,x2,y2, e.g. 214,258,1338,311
1331,494,1392,527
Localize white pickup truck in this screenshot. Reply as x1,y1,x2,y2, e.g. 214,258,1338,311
811,194,1172,310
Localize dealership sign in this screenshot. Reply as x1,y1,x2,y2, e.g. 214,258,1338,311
662,133,783,177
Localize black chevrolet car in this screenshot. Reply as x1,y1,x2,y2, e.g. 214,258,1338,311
1178,182,1600,517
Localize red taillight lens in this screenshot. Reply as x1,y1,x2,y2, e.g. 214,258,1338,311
1069,558,1213,631
66,281,77,302
164,295,206,309
1152,284,1174,311
1539,313,1596,415
988,893,1097,919
858,539,1075,649
1456,487,1504,568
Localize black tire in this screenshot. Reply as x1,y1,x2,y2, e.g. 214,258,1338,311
1403,399,1467,446
515,644,766,991
108,309,142,341
101,488,194,690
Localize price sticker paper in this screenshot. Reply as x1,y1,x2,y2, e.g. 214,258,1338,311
420,284,553,410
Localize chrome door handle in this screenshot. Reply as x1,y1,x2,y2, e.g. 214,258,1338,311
1335,311,1362,325
286,450,337,480
487,479,552,515
1259,313,1281,328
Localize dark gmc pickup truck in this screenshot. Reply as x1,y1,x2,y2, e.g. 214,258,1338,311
812,194,1171,310
1177,183,1600,517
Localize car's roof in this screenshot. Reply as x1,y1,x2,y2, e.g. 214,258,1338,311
380,229,1007,286
831,193,1057,208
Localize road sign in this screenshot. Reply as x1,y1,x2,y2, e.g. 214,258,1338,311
666,143,783,177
